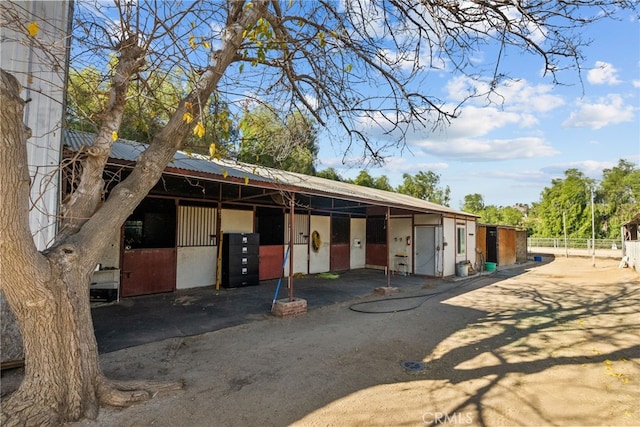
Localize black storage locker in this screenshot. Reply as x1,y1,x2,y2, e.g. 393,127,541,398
222,233,259,288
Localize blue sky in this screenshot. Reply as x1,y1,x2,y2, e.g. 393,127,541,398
316,10,640,210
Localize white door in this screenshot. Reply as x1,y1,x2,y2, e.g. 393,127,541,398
415,226,438,276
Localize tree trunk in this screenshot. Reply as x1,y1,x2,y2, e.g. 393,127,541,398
1,268,103,425
1,70,182,425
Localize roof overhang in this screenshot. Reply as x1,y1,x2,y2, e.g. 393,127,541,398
64,130,479,219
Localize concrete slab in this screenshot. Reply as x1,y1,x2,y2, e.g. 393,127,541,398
91,269,431,353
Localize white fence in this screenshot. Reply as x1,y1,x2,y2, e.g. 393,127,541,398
623,241,640,273
527,238,622,259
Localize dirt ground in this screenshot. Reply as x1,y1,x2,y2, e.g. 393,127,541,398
5,257,640,426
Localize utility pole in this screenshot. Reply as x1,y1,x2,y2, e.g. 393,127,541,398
563,211,568,258
591,187,596,267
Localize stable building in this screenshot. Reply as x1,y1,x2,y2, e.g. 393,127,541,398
64,130,478,300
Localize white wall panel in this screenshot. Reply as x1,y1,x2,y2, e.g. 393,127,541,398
389,217,412,274
443,217,456,276
414,214,441,225
220,209,253,233
176,246,217,289
309,215,330,274
350,218,366,269
1,1,72,250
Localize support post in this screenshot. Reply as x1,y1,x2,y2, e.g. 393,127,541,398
387,206,391,288
591,187,596,267
374,206,399,296
288,193,295,301
563,211,568,258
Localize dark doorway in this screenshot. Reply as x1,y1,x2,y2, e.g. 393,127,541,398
486,226,498,263
366,216,387,267
256,207,285,280
330,215,350,271
121,198,177,297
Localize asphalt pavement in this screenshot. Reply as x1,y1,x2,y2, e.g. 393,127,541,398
91,269,432,353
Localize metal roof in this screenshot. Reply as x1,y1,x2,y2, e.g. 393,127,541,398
64,129,476,218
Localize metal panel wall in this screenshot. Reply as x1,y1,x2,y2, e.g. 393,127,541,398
498,227,517,266
284,213,309,244
177,206,217,246
1,0,72,250
476,225,487,267
516,230,528,263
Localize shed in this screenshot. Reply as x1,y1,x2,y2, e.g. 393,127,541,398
476,224,527,268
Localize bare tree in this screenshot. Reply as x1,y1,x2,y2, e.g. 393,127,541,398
1,0,636,424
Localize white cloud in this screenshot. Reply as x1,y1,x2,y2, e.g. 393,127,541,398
633,80,640,88
445,76,564,113
303,94,319,111
437,106,524,139
471,169,548,183
381,157,448,174
413,136,558,161
562,94,635,129
378,48,417,72
587,61,621,85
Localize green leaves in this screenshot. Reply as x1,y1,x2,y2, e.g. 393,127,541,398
238,105,319,175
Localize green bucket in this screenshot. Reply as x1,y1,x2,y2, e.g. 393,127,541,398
485,262,497,272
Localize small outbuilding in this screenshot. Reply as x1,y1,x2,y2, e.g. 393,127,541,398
476,224,527,270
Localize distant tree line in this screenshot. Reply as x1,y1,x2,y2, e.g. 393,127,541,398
460,160,639,239
317,168,451,206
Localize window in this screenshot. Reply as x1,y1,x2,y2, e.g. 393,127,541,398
124,198,176,249
366,216,387,244
457,225,466,255
256,207,284,245
331,216,350,244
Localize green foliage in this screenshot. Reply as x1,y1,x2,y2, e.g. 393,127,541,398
530,169,595,238
65,66,109,132
315,168,345,181
465,160,638,237
462,193,485,214
66,65,235,157
599,159,640,238
396,171,451,206
349,170,393,191
461,193,525,227
500,206,525,227
237,105,318,174
183,98,237,158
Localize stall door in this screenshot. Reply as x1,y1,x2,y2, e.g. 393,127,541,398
330,216,350,271
256,207,286,280
414,226,439,276
121,198,177,297
121,248,176,297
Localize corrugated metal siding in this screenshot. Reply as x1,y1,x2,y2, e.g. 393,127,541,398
2,1,72,249
177,206,217,246
285,214,309,244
